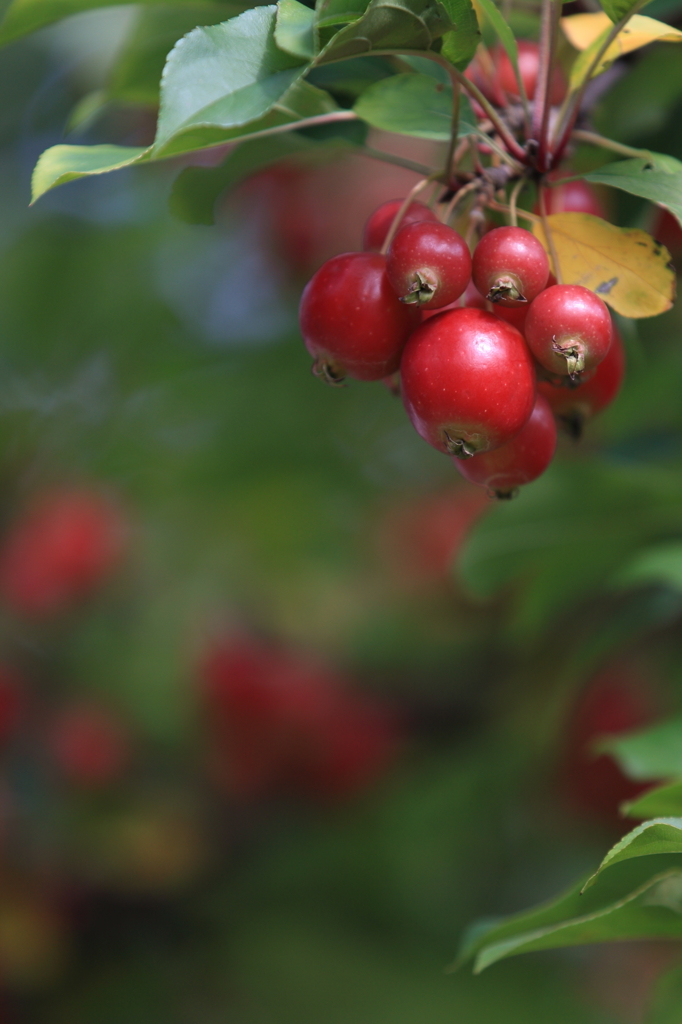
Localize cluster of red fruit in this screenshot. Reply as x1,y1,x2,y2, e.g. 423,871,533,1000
300,200,624,498
200,633,400,802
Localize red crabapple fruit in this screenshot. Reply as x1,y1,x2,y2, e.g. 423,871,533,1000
400,307,536,458
495,41,567,106
363,199,439,252
525,284,612,378
50,706,130,787
472,226,549,306
386,221,472,309
538,324,625,437
299,252,420,383
453,392,556,498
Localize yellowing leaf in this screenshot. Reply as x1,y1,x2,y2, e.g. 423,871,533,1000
531,213,675,319
562,13,682,91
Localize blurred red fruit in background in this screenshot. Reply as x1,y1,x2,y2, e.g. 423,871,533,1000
559,666,659,827
49,706,130,788
376,488,488,589
200,635,400,801
0,489,127,617
0,668,23,745
536,173,608,219
652,207,682,262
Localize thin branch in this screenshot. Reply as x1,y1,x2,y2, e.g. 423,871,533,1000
537,0,563,171
551,0,648,164
532,0,553,145
486,198,541,224
508,175,526,227
538,186,562,282
380,174,440,254
570,129,652,159
441,179,479,224
359,147,435,177
443,79,461,185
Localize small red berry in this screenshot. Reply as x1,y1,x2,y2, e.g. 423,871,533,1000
400,307,536,458
472,226,549,306
50,706,130,787
299,253,420,384
453,392,556,498
362,199,438,252
386,221,471,309
525,284,612,378
538,324,625,437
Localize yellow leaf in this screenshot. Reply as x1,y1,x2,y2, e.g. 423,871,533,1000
532,213,675,319
562,13,682,91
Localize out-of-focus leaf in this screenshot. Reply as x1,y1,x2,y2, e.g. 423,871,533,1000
592,45,682,142
0,0,218,46
169,124,363,224
565,14,682,91
582,156,682,229
107,2,238,106
532,213,675,318
31,144,151,203
623,781,682,819
275,0,315,58
354,73,476,140
583,819,682,888
600,716,682,780
613,541,682,591
647,964,682,1024
456,461,682,639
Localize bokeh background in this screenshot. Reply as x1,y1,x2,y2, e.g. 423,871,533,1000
1,6,682,1021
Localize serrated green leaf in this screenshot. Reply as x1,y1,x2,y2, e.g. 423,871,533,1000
276,0,315,57
600,717,682,781
583,155,682,229
354,73,476,140
583,819,682,889
153,6,307,155
31,144,151,203
624,782,682,820
317,0,454,62
438,0,479,69
107,2,238,107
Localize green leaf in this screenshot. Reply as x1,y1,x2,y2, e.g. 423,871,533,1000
31,144,151,203
600,0,654,24
0,0,215,46
153,6,307,155
473,0,524,94
647,964,682,1024
624,782,682,820
354,73,476,140
583,819,682,889
474,869,682,972
613,541,682,591
276,0,315,58
317,0,456,63
438,0,479,70
583,155,682,229
600,717,682,781
106,2,239,107
456,852,682,973
315,0,369,36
